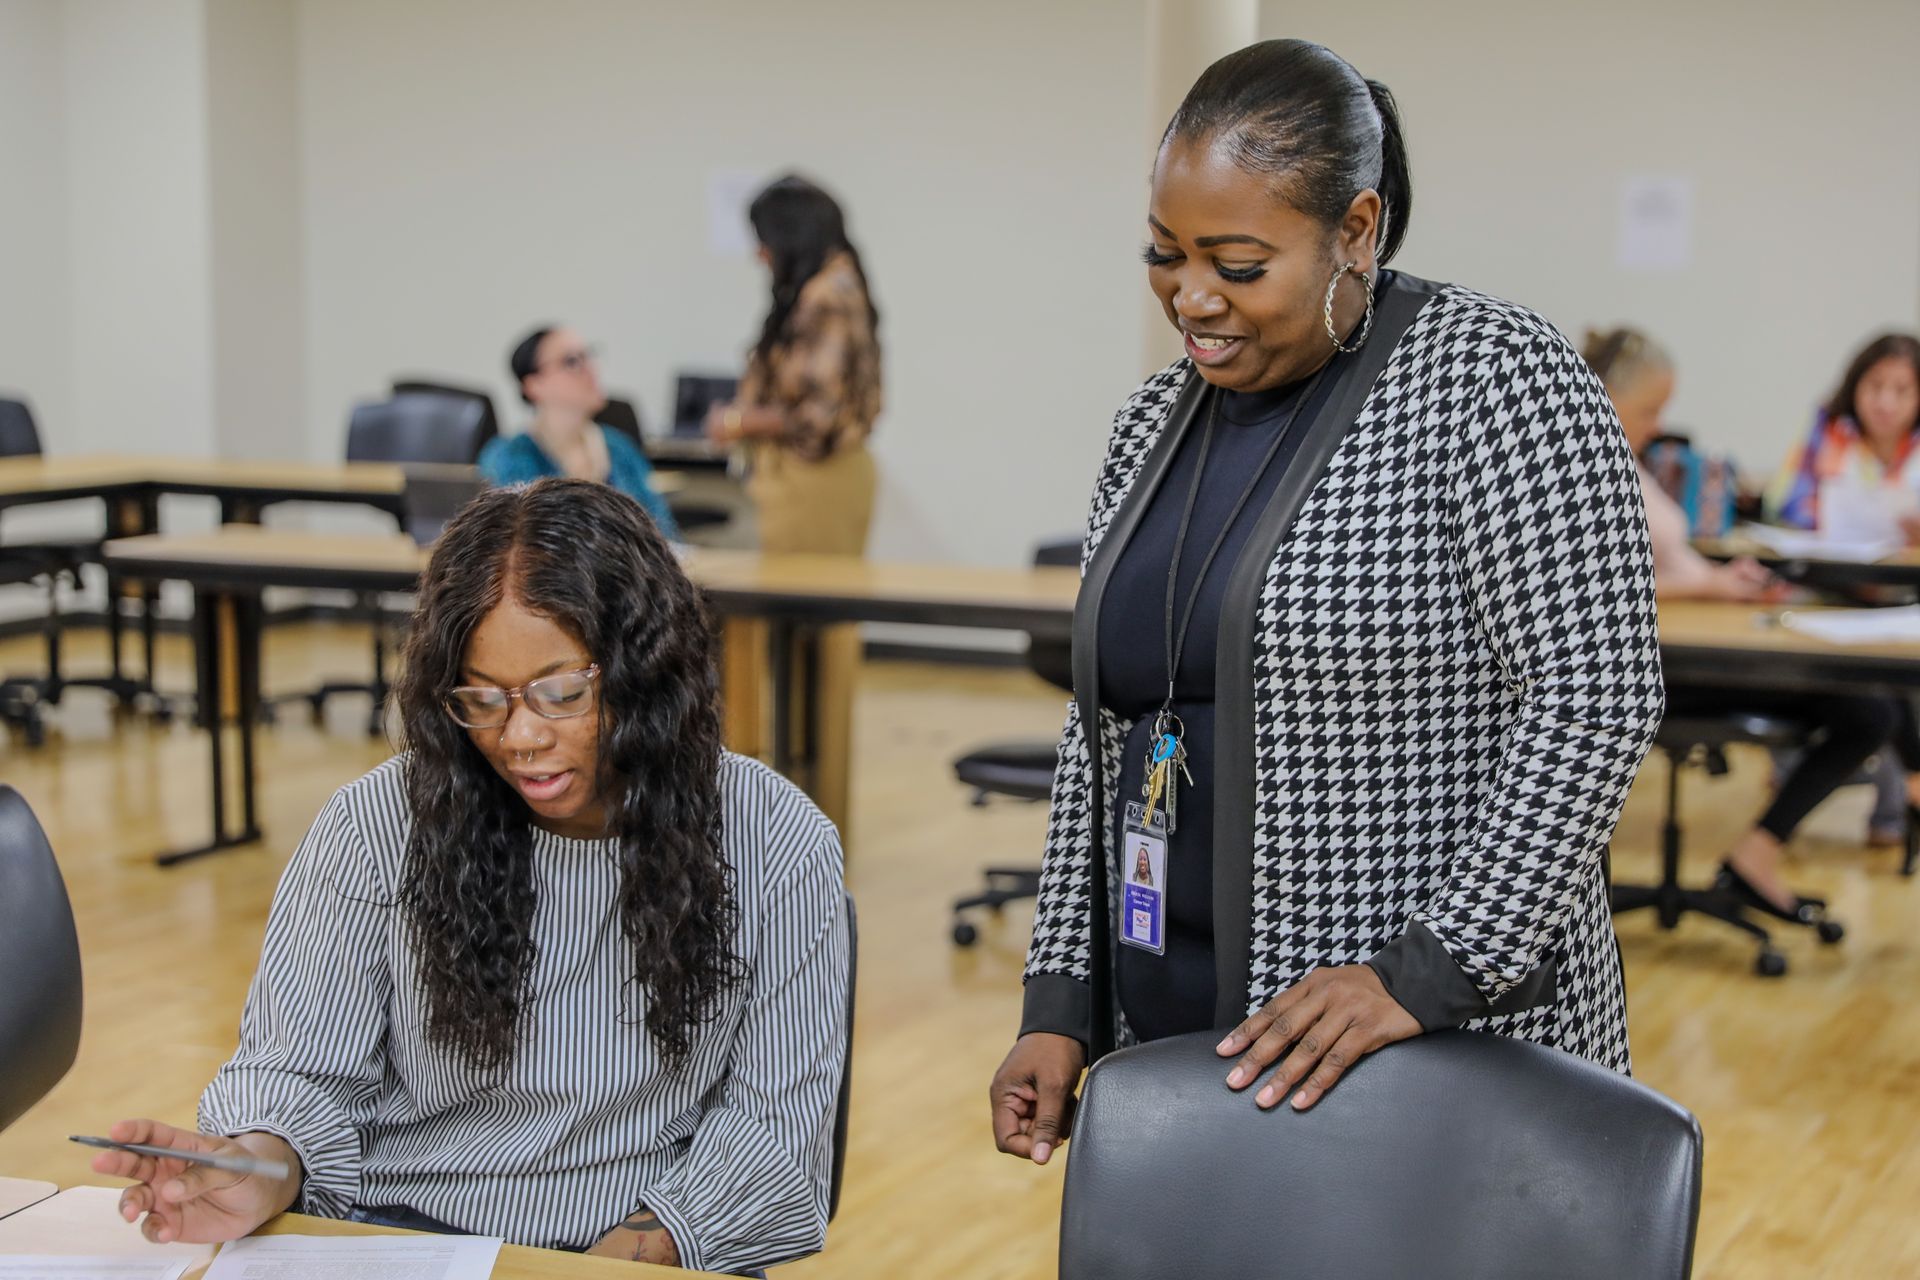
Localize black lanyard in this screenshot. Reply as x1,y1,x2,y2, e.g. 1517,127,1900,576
1160,363,1332,709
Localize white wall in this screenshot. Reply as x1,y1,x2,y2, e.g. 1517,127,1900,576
0,0,71,438
295,0,1153,566
1258,0,1920,474
206,0,305,462
60,0,217,457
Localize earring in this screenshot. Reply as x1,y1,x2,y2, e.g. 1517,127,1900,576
1323,261,1376,353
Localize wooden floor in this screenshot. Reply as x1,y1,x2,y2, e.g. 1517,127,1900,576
1,625,1917,1278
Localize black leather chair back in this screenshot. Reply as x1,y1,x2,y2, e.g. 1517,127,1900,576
0,397,44,459
390,378,501,447
829,892,857,1221
1027,538,1079,693
596,395,644,443
347,395,491,467
0,785,83,1132
1061,1030,1702,1280
400,466,487,546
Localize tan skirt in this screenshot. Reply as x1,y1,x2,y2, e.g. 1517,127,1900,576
747,442,877,556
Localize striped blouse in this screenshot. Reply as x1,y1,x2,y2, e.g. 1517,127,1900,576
198,753,848,1272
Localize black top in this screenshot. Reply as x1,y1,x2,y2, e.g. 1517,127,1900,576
1096,367,1341,1041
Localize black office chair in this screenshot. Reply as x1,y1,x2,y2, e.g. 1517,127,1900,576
389,378,502,450
595,395,644,443
950,538,1079,946
1060,1030,1702,1280
828,893,857,1223
299,395,491,735
1611,713,1845,977
0,785,83,1133
0,396,142,743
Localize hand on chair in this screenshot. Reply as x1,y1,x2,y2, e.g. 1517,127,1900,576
1217,964,1421,1111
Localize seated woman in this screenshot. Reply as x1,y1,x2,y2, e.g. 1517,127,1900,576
95,480,848,1270
480,325,680,538
1766,332,1920,535
1585,328,1904,922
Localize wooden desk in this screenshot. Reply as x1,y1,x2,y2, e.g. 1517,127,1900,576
1696,533,1920,592
107,528,1920,857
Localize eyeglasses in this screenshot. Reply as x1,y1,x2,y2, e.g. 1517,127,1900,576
444,665,601,729
540,344,601,374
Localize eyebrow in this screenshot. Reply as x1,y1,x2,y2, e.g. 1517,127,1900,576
1147,217,1277,253
461,657,588,686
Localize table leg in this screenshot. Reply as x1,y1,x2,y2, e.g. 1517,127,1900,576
718,616,768,760
810,624,858,841
157,588,263,866
769,619,795,778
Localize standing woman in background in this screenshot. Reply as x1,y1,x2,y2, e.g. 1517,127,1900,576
1767,333,1920,535
707,175,883,556
990,39,1664,1166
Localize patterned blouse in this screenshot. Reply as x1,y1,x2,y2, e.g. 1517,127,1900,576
1765,408,1920,529
741,253,882,463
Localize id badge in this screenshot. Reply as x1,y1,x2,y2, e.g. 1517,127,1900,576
1119,801,1168,955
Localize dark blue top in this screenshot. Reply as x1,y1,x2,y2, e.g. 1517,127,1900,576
1096,369,1337,1041
477,427,679,539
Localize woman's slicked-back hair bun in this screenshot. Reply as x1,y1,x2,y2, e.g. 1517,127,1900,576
1163,39,1412,265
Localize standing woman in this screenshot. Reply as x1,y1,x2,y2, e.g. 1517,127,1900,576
990,39,1664,1163
707,174,883,556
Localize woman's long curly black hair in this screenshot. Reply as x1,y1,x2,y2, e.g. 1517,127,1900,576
747,173,879,371
393,479,740,1073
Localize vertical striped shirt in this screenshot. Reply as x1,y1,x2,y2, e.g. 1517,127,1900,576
198,753,848,1272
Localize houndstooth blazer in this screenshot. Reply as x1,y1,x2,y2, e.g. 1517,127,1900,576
1020,273,1664,1073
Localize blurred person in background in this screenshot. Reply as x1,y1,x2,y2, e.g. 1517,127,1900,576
1767,332,1920,539
1587,327,1914,911
705,175,882,557
482,324,679,538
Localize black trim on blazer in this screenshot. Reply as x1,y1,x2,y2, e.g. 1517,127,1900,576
1211,272,1444,1027
1057,371,1209,1058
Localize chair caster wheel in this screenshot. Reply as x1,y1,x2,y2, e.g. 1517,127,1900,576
23,719,46,748
952,920,979,947
1817,919,1845,945
1755,948,1789,977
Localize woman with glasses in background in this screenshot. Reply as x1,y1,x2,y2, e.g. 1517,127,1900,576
93,481,848,1272
481,324,679,537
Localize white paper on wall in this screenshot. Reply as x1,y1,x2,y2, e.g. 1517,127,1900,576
1615,174,1694,272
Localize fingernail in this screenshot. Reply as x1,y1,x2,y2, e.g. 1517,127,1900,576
1216,1035,1237,1054
1292,1091,1310,1109
1033,1142,1052,1165
1227,1068,1246,1088
1256,1086,1275,1107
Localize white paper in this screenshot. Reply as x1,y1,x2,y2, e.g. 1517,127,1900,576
1616,174,1693,271
0,1260,189,1280
706,169,763,257
1736,523,1902,564
202,1234,502,1280
0,1190,211,1265
1781,605,1920,645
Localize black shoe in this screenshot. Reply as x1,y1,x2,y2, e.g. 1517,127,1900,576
1715,861,1827,926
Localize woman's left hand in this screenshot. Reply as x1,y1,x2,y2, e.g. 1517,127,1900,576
1217,963,1421,1111
702,402,735,443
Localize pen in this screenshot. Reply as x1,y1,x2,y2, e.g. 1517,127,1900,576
70,1134,292,1181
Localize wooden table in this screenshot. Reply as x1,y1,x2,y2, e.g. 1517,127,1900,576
0,454,425,712
1696,532,1920,592
102,527,1920,858
97,531,1084,854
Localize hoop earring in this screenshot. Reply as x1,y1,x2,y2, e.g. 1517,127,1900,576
1324,261,1376,353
